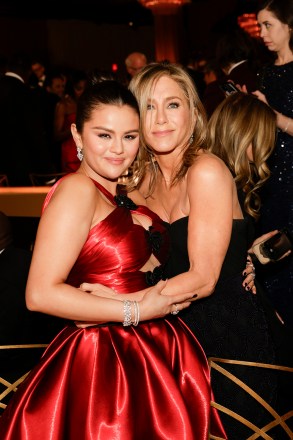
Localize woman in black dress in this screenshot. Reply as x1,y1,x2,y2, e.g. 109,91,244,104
128,62,291,439
253,0,293,330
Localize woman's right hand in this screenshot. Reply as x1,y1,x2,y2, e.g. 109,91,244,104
139,280,195,321
252,90,269,106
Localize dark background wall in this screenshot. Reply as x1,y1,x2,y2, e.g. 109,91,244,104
0,0,255,74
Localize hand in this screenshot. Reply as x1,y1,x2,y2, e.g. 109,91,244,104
79,282,147,301
79,282,117,299
250,230,292,262
139,280,195,321
242,254,256,294
252,90,269,106
239,84,248,93
249,230,279,252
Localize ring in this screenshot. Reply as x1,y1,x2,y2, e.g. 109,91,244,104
171,304,179,315
251,272,256,279
246,263,255,270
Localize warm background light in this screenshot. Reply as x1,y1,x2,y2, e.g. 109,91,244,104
138,0,191,62
238,13,260,38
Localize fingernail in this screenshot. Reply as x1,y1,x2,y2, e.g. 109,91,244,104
245,286,251,291
243,282,247,287
242,272,247,277
193,294,198,298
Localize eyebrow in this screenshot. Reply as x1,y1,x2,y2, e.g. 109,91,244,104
92,126,139,134
147,95,183,102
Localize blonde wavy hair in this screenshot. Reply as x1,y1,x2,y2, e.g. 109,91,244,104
207,92,276,220
128,62,208,194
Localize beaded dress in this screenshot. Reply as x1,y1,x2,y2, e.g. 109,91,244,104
256,61,293,329
0,178,226,440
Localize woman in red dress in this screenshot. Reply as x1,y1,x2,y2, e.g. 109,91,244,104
0,78,226,439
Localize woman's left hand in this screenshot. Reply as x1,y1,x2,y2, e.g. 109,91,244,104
242,254,256,294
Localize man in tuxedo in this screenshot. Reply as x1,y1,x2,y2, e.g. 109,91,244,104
0,211,64,412
216,27,259,92
0,52,55,186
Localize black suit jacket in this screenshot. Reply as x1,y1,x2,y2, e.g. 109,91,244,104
228,61,258,93
0,75,54,186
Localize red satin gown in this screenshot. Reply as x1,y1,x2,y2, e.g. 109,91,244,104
0,178,227,440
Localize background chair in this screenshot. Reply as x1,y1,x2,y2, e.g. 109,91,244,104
29,172,66,186
0,175,9,186
0,343,48,414
209,357,293,440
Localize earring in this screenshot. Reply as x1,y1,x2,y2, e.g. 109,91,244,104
77,146,83,161
189,134,194,145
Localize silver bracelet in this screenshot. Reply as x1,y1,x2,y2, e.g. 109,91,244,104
133,301,140,326
123,300,132,326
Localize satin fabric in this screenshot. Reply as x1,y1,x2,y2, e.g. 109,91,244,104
0,178,226,439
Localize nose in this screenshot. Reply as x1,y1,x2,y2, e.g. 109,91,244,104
110,138,124,154
259,25,265,38
155,107,167,125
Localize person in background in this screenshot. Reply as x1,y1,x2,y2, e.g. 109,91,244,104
42,70,66,171
252,0,293,330
0,211,64,414
124,51,147,83
216,27,260,92
44,70,65,99
0,78,226,440
200,58,227,118
54,69,88,173
207,91,293,433
29,57,47,89
0,52,55,186
128,62,284,439
182,51,206,100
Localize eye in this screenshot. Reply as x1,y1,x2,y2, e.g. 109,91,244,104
124,134,139,141
168,102,179,109
147,103,154,110
98,133,111,139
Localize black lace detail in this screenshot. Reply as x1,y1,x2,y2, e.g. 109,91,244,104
114,194,137,210
147,226,162,253
145,265,166,286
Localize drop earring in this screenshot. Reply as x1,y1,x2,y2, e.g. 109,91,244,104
77,146,84,161
189,134,194,145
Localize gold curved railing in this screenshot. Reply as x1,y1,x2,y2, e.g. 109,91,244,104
0,344,48,413
209,357,293,440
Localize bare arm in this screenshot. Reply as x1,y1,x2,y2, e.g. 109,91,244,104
26,174,193,324
252,90,293,136
160,153,234,298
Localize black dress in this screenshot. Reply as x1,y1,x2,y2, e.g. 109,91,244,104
256,62,293,330
165,216,288,439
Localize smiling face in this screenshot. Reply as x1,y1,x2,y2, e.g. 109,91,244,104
143,76,191,156
72,104,139,182
258,8,291,53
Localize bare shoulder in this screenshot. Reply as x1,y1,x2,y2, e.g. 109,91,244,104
47,173,98,211
188,151,232,186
